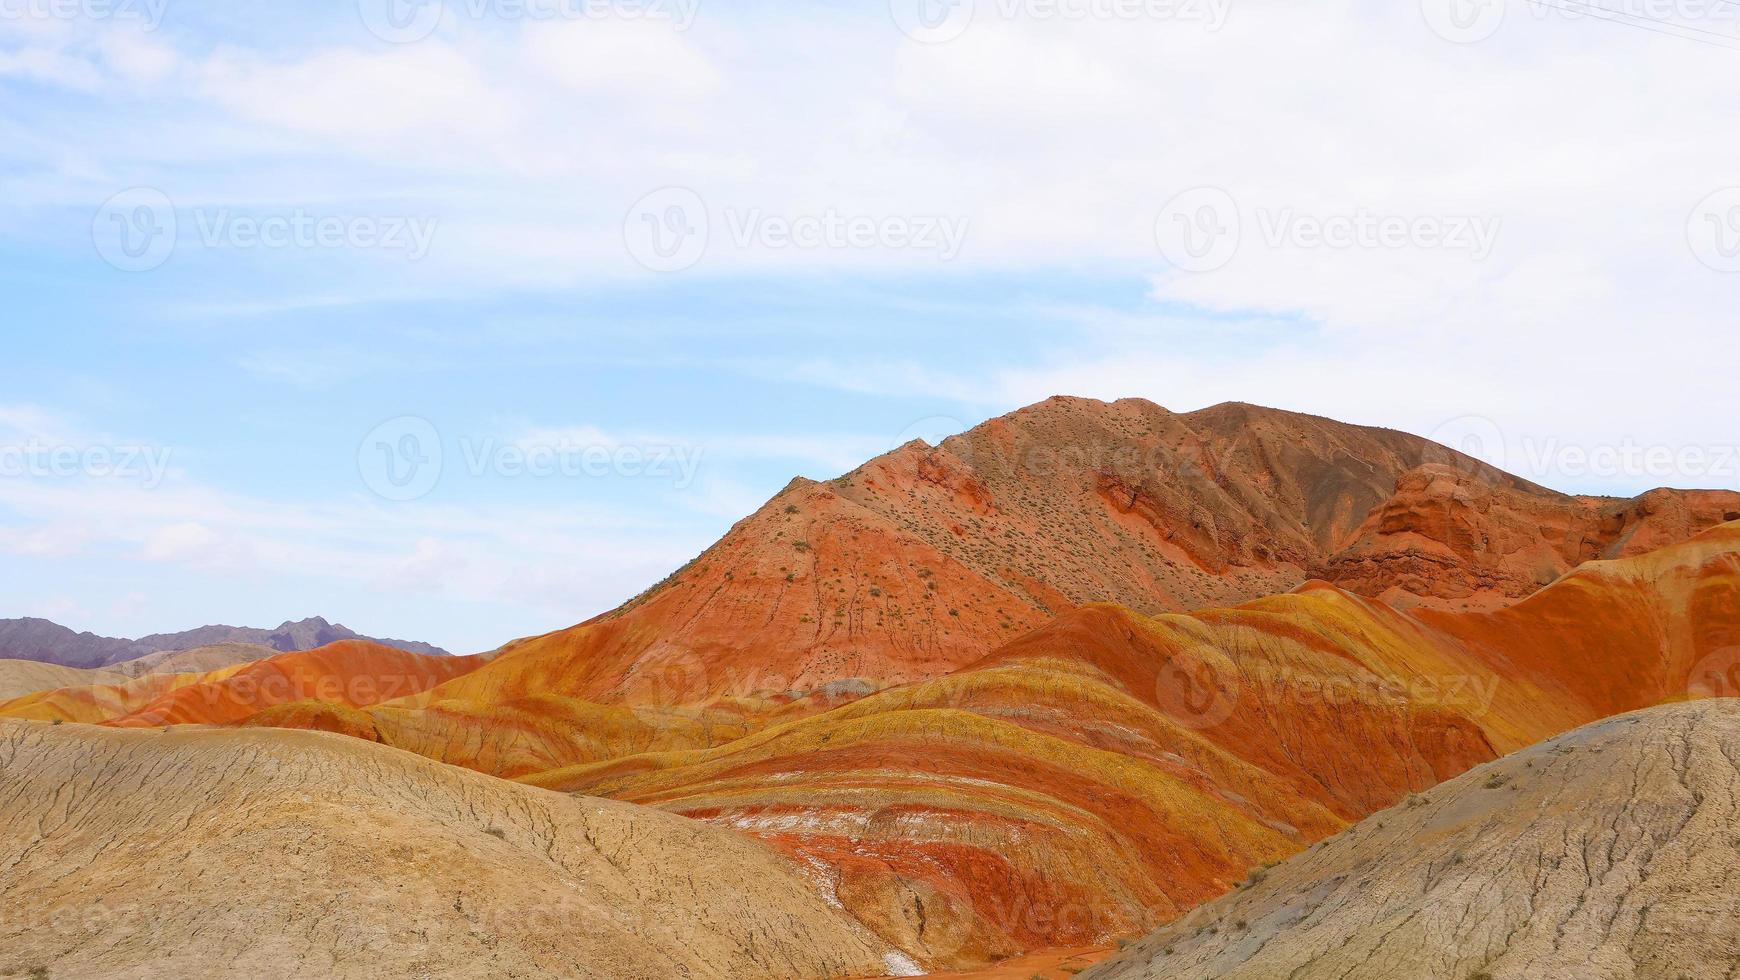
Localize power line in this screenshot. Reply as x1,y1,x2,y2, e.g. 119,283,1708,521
1526,0,1740,49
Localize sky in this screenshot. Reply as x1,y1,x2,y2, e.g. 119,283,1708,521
2,0,1738,653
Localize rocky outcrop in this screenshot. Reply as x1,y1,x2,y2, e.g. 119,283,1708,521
1324,464,1740,609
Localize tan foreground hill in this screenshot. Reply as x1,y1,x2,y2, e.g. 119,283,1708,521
0,722,904,980
1083,700,1740,980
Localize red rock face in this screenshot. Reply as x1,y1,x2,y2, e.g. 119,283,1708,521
411,397,1737,717
1324,465,1740,609
525,522,1740,970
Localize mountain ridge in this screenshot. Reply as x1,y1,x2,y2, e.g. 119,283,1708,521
0,615,450,668
432,395,1740,711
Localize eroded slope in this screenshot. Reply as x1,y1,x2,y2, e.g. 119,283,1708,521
0,722,900,980
1083,700,1740,980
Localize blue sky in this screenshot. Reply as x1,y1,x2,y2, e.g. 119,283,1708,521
3,0,1738,652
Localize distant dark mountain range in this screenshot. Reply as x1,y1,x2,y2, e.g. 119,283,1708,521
0,616,448,669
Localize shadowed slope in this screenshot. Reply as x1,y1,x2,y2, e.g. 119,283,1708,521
1083,700,1740,980
0,722,900,980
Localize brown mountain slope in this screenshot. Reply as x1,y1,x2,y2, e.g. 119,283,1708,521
411,397,1738,716
0,721,903,980
241,398,1740,786
1083,700,1740,980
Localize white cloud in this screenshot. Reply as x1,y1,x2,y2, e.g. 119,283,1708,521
521,19,719,100
198,42,518,145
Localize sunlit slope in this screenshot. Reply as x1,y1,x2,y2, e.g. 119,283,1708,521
1425,517,1740,749
522,523,1740,968
1084,700,1740,980
0,721,898,980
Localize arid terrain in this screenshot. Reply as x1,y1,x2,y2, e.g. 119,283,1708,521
0,722,903,979
1083,700,1740,980
3,397,1738,977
